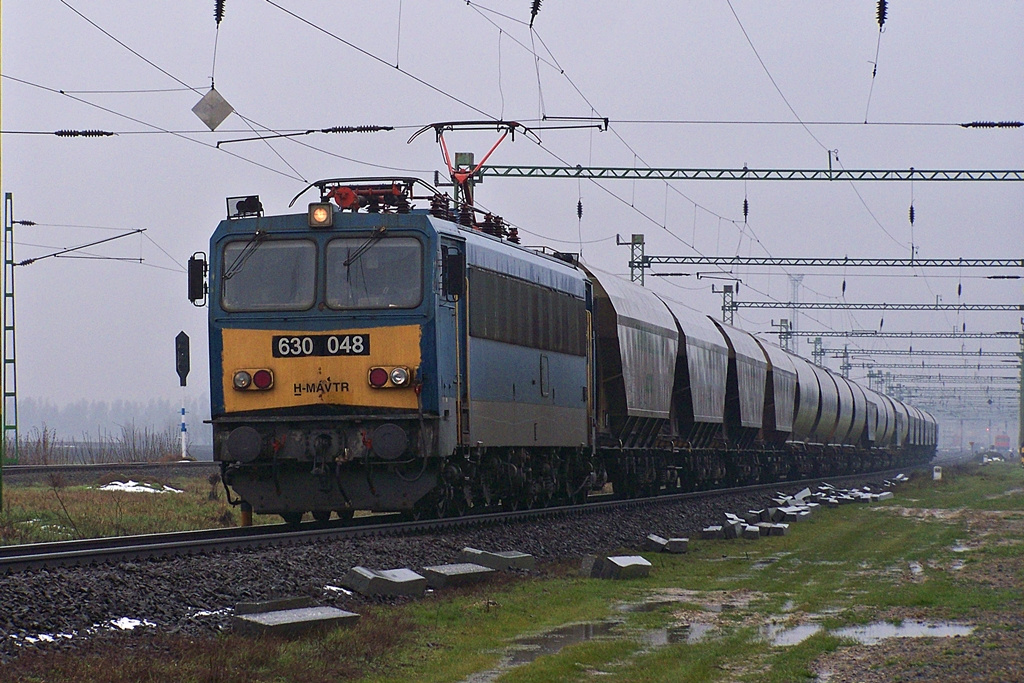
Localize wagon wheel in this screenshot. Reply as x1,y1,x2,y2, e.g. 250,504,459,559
311,510,332,524
280,512,304,527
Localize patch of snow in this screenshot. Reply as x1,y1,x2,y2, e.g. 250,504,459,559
109,617,156,631
98,480,182,494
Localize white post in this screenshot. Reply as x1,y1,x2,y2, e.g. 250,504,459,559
180,404,187,460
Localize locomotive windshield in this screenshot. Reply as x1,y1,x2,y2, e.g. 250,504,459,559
221,239,316,311
325,236,422,309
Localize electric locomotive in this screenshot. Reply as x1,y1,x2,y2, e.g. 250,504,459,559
190,178,598,523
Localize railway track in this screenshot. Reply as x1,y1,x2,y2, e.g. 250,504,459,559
0,467,925,574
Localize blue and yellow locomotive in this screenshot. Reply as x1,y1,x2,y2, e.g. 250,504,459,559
191,178,597,523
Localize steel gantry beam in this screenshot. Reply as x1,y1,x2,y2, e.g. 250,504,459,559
734,302,1022,311
477,166,1024,182
782,331,1021,339
643,256,1024,268
828,348,1020,358
885,375,1019,384
850,363,1017,370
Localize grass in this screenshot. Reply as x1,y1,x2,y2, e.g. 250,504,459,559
5,461,1024,682
0,473,283,544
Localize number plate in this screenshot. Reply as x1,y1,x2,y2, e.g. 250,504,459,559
272,334,370,357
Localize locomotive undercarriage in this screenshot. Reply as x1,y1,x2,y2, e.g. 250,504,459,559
219,416,934,524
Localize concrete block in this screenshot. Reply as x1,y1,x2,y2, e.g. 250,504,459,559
724,512,745,525
744,510,763,524
702,525,724,540
771,507,788,523
581,555,652,580
742,525,761,540
723,522,742,539
769,523,790,537
235,597,314,615
877,491,894,501
422,563,494,589
761,508,774,522
232,606,359,636
458,547,535,571
756,523,774,537
643,534,669,552
341,566,427,597
664,538,689,553
794,487,812,501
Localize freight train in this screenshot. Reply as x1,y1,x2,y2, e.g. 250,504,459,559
188,177,936,524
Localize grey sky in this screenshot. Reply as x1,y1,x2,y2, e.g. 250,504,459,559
2,2,1021,443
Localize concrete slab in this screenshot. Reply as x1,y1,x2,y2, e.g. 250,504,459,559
643,534,669,552
232,606,359,637
458,547,536,571
235,597,314,615
341,566,427,597
664,538,689,553
422,563,494,589
877,491,894,501
702,525,725,540
581,555,652,580
742,525,761,540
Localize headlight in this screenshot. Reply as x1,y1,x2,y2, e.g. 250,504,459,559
308,202,333,228
233,371,252,389
390,367,409,386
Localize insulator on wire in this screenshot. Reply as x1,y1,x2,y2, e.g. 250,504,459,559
960,120,1023,128
55,129,114,137
958,282,962,297
577,199,583,220
215,0,226,26
842,279,847,295
742,197,749,222
529,0,542,27
321,125,393,134
909,204,915,225
879,317,884,330
876,0,887,29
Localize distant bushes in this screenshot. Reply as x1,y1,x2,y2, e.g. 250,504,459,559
8,423,184,464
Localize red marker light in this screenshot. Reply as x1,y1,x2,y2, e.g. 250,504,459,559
252,369,273,390
368,367,389,388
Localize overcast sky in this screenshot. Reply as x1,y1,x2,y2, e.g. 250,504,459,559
2,1,1021,442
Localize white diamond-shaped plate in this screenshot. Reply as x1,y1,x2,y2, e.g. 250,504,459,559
192,88,234,131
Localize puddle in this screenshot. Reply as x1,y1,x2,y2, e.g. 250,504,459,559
616,599,682,613
646,622,715,645
762,622,823,646
833,620,974,645
505,622,621,667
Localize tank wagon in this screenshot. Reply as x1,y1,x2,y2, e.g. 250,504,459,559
189,177,936,524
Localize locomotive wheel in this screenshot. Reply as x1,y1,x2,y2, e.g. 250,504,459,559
311,510,332,523
334,509,355,523
281,512,304,527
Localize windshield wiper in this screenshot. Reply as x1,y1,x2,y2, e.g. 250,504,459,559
343,226,387,267
224,229,267,280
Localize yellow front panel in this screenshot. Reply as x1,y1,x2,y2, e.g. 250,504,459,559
221,326,421,413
